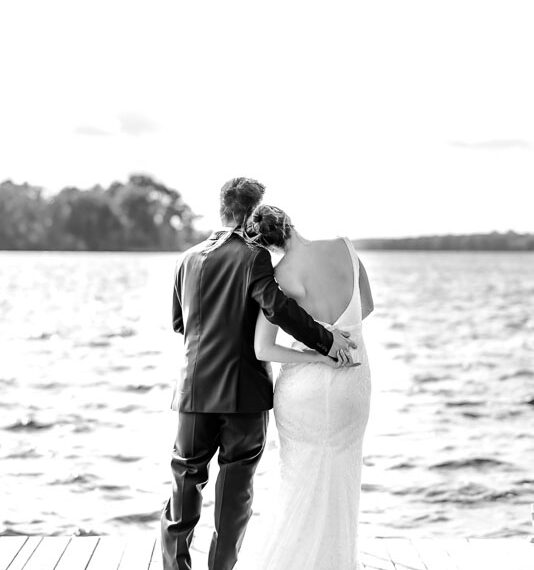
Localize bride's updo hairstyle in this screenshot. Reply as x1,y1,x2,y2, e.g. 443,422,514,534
246,205,293,249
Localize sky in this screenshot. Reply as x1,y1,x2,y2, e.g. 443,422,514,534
0,0,533,238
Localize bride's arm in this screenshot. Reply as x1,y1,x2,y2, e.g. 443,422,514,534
359,259,374,319
255,310,338,366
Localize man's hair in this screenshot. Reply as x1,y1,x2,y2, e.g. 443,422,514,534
220,177,266,226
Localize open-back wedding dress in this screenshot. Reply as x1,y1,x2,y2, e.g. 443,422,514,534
252,237,372,570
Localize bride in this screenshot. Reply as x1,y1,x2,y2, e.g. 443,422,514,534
242,204,374,570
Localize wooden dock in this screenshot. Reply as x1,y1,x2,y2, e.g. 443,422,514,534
0,535,533,569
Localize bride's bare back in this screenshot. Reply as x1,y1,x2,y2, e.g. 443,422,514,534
275,238,355,325
247,234,373,569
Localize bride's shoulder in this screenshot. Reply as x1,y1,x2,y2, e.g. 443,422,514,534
316,235,349,246
335,235,359,256
319,236,357,255
274,256,295,283
274,257,306,299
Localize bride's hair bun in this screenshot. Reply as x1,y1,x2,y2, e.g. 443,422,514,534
246,205,293,248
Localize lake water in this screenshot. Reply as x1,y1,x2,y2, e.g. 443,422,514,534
1,251,533,539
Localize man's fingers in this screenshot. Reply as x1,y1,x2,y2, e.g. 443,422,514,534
341,331,357,346
342,338,357,350
337,330,357,350
339,340,357,353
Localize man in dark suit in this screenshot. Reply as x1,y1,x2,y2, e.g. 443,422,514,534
161,178,356,570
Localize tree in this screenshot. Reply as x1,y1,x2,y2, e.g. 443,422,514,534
49,186,125,250
0,174,206,250
107,174,199,250
0,180,50,249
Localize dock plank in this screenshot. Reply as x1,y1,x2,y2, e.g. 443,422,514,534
85,537,127,570
117,535,156,570
467,538,534,570
509,539,534,570
54,536,100,570
23,537,70,570
465,539,512,570
410,539,459,570
0,537,27,570
5,537,42,570
440,538,480,570
383,538,427,570
1,535,533,570
360,537,396,570
148,536,161,569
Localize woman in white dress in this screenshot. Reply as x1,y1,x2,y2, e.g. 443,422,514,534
244,205,374,570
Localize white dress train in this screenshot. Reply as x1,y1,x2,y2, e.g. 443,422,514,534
243,237,372,570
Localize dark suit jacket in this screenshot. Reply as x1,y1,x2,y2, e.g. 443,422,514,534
170,229,334,413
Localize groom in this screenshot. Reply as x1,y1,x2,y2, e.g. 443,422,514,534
161,177,356,570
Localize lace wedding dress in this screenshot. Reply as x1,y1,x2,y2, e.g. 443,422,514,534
252,237,372,570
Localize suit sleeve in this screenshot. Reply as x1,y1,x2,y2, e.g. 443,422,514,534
172,258,184,334
249,247,333,356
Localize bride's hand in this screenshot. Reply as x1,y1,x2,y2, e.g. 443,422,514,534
321,352,361,369
320,353,344,369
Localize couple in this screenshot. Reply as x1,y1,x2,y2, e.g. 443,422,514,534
161,178,373,570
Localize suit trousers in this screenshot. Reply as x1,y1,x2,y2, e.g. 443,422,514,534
161,410,269,570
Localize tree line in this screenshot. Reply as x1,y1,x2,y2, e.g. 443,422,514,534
0,175,208,251
353,231,534,251
1,177,532,251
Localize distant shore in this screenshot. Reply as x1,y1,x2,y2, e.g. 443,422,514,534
2,231,533,252
3,178,532,252
353,231,534,251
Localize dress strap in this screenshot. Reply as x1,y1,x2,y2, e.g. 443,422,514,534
341,236,359,267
